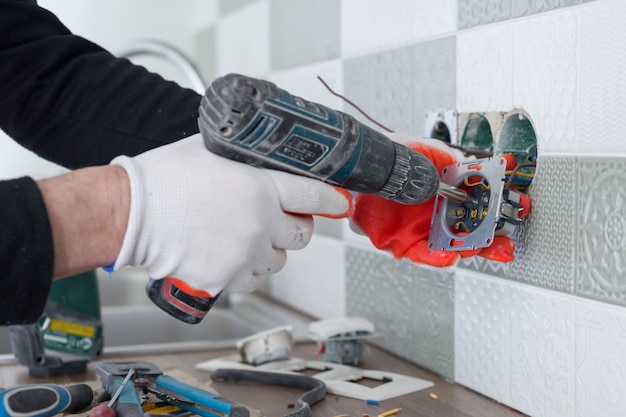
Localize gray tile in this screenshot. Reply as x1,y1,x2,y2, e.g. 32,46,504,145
576,157,626,307
343,37,455,137
219,0,258,15
269,0,340,71
459,0,591,30
346,247,455,379
459,156,577,294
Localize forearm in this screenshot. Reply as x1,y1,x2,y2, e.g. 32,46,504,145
38,165,130,279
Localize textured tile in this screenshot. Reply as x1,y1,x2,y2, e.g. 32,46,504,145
459,156,578,294
578,0,626,155
456,23,513,112
576,301,626,417
344,37,456,137
346,247,455,379
341,0,456,58
269,235,346,319
456,271,576,416
576,158,626,307
216,1,269,77
508,284,575,417
458,0,591,29
455,271,512,403
510,8,578,154
269,0,340,71
458,0,511,30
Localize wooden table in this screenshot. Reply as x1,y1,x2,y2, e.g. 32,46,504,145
0,343,525,417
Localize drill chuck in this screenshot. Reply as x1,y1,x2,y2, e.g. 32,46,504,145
199,73,439,205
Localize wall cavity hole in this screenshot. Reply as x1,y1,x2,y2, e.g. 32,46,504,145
495,109,538,193
461,113,493,153
430,121,451,143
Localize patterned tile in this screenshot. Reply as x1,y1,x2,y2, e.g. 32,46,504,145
508,284,575,417
576,158,626,307
576,301,626,417
346,247,455,379
456,271,576,417
578,0,626,155
459,156,578,294
344,37,455,137
341,0,456,59
510,8,578,154
458,0,591,29
456,23,514,112
269,0,340,71
455,271,512,403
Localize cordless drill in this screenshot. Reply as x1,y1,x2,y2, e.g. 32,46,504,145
146,73,441,324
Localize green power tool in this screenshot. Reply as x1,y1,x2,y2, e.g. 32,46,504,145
9,271,104,376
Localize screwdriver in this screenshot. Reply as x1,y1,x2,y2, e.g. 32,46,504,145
89,368,135,417
0,383,93,417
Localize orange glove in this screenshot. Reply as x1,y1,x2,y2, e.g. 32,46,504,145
350,134,523,267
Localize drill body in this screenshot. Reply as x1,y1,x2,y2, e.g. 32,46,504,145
148,74,441,324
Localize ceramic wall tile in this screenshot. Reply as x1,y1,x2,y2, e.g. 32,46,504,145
269,235,346,319
216,1,269,77
458,0,591,29
460,156,578,294
578,0,626,155
510,9,578,154
456,271,576,417
343,37,455,137
456,23,514,112
219,0,258,15
341,0,456,59
269,0,340,71
576,157,626,307
346,247,455,379
576,300,626,417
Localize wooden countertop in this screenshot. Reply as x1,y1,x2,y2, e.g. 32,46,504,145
0,343,525,417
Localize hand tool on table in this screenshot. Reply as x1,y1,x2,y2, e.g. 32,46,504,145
147,73,470,324
0,383,93,417
211,368,326,417
96,361,249,417
90,367,135,417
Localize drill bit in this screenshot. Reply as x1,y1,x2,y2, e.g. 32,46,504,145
437,182,477,205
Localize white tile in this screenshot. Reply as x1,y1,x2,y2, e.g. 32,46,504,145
269,234,346,319
578,0,626,155
508,284,576,417
456,23,514,113
269,59,344,111
455,271,512,404
576,300,626,417
216,1,269,77
456,271,577,416
341,0,456,58
510,9,578,155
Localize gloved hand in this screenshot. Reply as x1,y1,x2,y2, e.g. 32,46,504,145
110,133,352,296
350,133,518,267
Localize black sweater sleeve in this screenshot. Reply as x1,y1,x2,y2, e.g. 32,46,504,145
0,0,202,169
0,1,205,324
0,178,53,324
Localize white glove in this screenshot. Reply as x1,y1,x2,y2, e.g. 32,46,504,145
111,133,351,296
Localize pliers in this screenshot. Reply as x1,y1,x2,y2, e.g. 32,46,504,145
96,361,249,417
